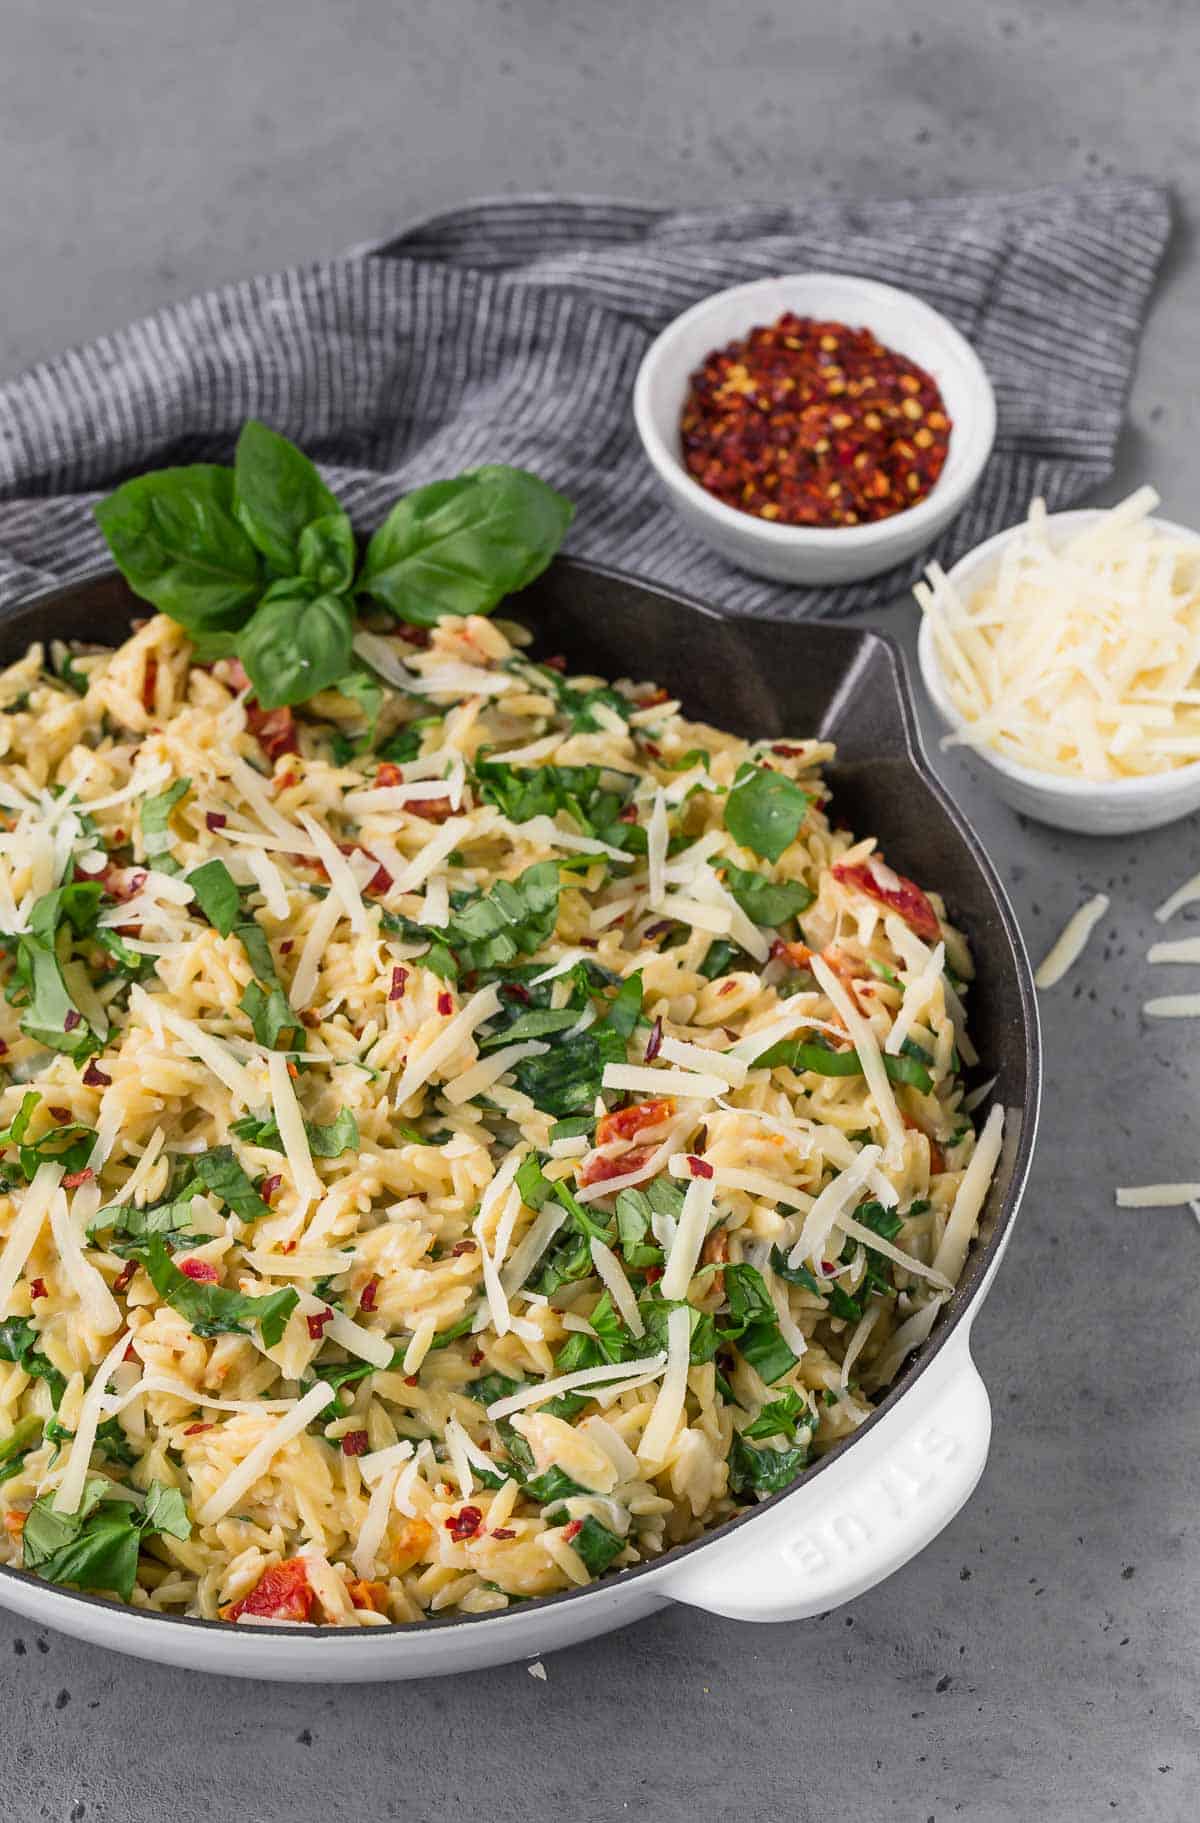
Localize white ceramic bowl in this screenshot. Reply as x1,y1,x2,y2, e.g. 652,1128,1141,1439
633,272,996,586
917,508,1200,836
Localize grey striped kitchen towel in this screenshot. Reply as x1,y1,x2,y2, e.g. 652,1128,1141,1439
0,181,1171,619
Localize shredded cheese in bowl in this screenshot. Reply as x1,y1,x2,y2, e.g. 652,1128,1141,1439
0,610,1001,1628
915,488,1200,781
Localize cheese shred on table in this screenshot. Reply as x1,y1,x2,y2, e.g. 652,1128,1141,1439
0,610,999,1627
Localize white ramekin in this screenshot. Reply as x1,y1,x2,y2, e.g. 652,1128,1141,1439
633,272,996,586
917,508,1200,836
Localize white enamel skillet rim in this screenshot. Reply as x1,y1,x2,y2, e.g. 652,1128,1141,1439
0,558,1041,1680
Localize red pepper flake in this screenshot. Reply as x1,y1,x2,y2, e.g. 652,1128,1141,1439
63,1010,81,1032
0,1040,7,1058
261,1173,282,1204
404,1374,419,1387
491,1526,516,1540
141,656,158,715
29,1278,46,1300
771,743,806,757
444,1506,483,1541
500,982,531,1004
306,1308,335,1340
113,1260,136,1295
577,936,598,950
680,312,952,528
299,1009,321,1029
340,1430,369,1457
389,966,408,1002
644,1265,664,1283
642,920,674,942
180,1257,219,1283
359,1277,379,1312
48,1107,72,1124
562,1519,583,1543
287,1060,299,1079
451,1239,478,1256
644,1015,663,1062
123,1340,138,1361
641,741,661,759
61,1167,94,1190
205,811,227,832
543,654,568,673
436,991,453,1016
686,1155,714,1179
617,803,640,825
274,770,299,794
280,938,294,954
183,1422,214,1436
639,687,671,707
469,1348,485,1366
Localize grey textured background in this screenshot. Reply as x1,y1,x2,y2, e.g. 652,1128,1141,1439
3,2,1199,1819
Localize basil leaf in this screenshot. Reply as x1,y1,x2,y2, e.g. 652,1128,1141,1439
10,885,105,1063
769,1244,822,1294
515,1153,554,1212
614,1188,663,1269
445,860,560,972
699,938,742,981
88,1191,204,1257
0,1316,66,1406
724,762,809,863
136,1233,297,1344
192,1146,271,1221
754,1035,934,1095
718,860,814,927
94,466,262,632
305,1108,358,1159
728,1432,810,1497
298,513,357,593
358,466,573,626
741,1388,810,1443
141,776,190,864
637,1295,719,1364
241,980,299,1050
236,583,354,710
140,1481,191,1540
570,1515,625,1576
228,1108,357,1159
186,858,240,937
233,420,347,575
23,1475,192,1601
479,1007,579,1051
235,919,278,985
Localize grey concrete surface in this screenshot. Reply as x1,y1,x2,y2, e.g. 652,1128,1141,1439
2,2,1200,1819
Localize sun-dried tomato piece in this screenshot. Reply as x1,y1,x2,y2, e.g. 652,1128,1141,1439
579,1143,655,1188
831,857,940,942
595,1098,676,1148
223,1558,314,1624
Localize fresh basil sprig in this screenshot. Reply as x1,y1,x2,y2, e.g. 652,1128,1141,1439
95,423,573,711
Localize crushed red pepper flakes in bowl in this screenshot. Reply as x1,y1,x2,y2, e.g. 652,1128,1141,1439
679,312,951,529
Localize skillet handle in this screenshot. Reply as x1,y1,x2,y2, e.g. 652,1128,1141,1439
654,1327,990,1623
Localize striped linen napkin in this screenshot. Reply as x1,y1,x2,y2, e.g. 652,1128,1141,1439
0,181,1170,619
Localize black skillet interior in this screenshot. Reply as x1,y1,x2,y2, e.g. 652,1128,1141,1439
1,555,1039,1331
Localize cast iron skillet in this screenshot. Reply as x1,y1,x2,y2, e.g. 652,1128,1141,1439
0,557,1041,1639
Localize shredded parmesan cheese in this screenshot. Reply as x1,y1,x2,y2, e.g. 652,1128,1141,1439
195,1380,334,1527
1034,895,1109,990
